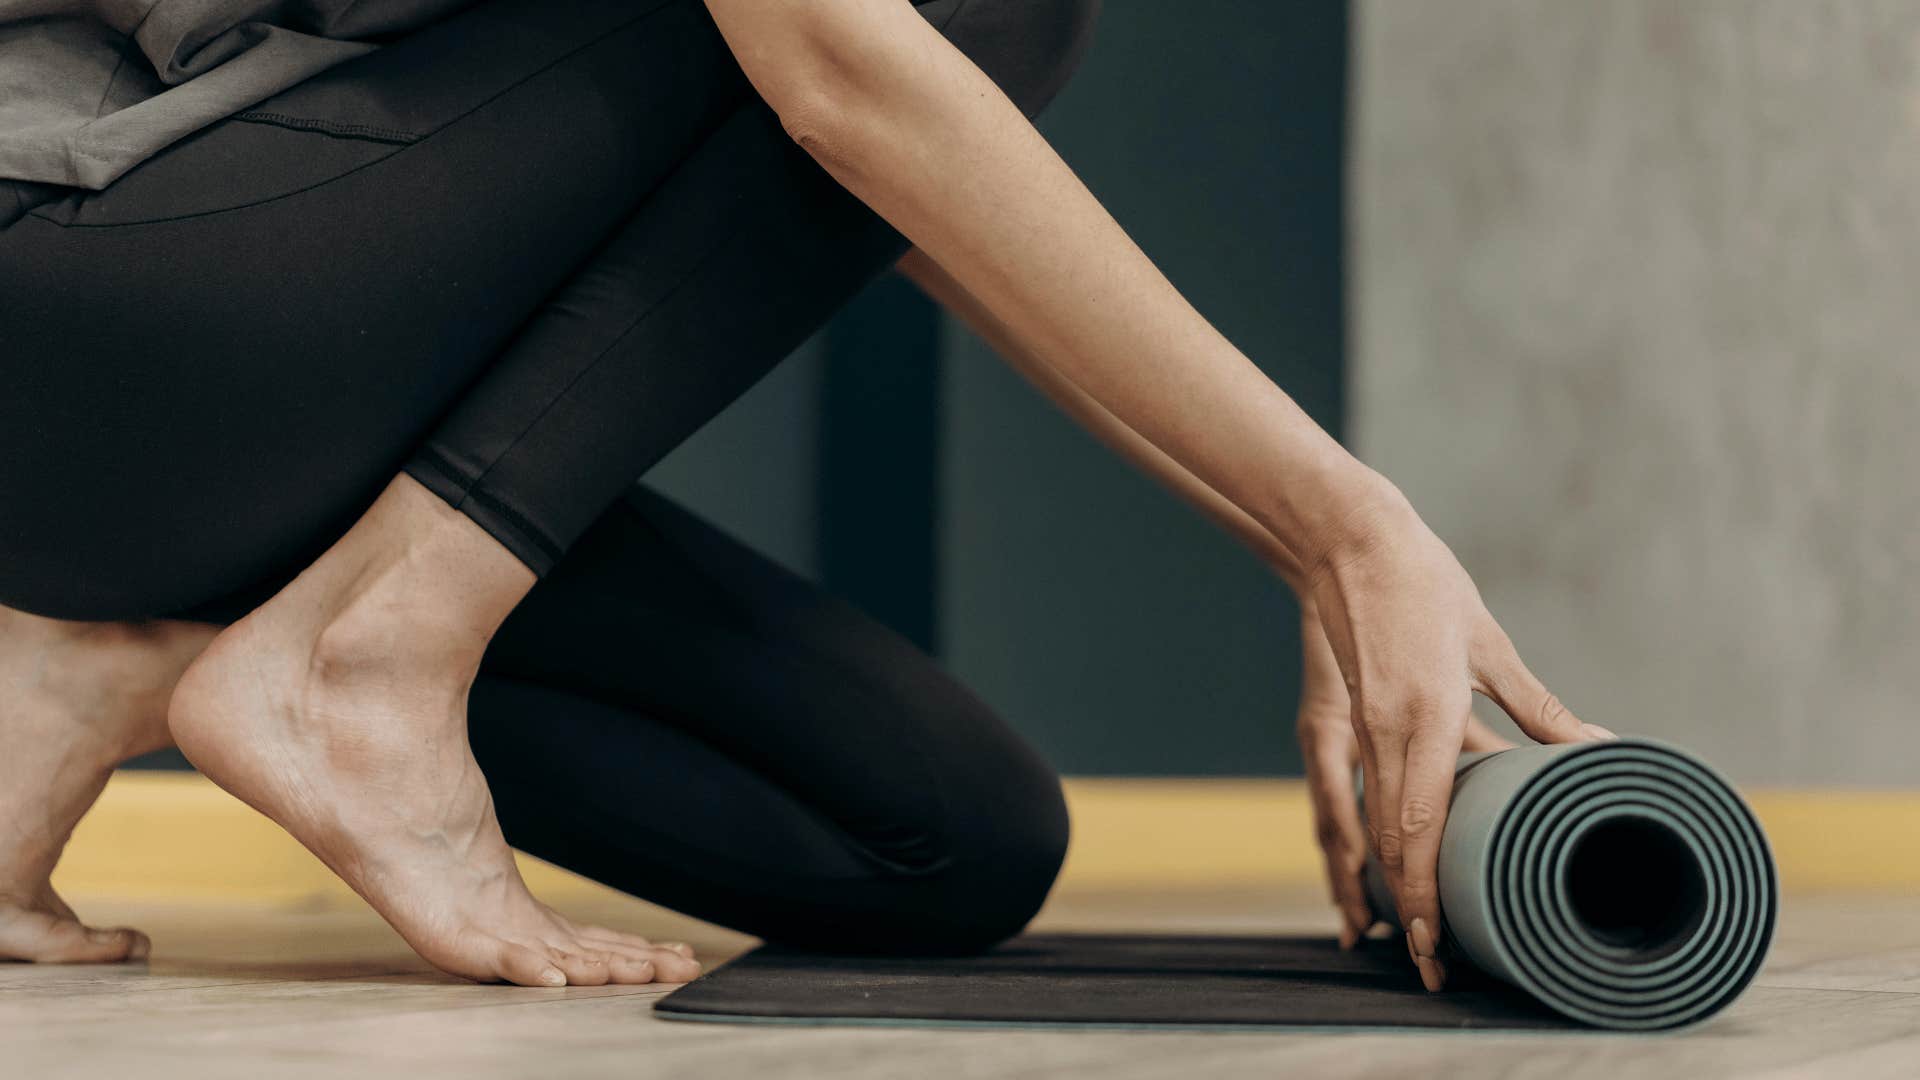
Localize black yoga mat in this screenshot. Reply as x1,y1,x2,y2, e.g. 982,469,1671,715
660,741,1772,1032
655,933,1579,1031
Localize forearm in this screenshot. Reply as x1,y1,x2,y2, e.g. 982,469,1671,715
896,248,1310,592
707,0,1382,572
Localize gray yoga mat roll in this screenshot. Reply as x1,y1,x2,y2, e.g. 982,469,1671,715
1364,737,1778,1030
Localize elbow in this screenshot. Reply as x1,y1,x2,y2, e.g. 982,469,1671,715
776,91,864,172
754,13,891,177
771,53,899,181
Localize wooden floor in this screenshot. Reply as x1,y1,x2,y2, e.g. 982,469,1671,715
6,884,1918,1079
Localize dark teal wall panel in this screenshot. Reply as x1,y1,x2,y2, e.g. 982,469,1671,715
937,0,1347,776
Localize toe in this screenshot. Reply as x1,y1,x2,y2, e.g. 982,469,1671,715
647,948,702,983
0,909,146,964
605,953,657,984
576,923,657,951
572,927,699,982
492,939,567,987
551,947,612,987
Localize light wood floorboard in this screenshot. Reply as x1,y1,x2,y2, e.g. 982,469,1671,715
6,885,1916,1079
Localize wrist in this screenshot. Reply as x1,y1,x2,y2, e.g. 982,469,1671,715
1302,481,1421,592
1251,453,1409,587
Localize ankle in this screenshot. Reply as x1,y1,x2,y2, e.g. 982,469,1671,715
305,587,492,692
0,608,204,763
320,475,531,628
271,475,535,689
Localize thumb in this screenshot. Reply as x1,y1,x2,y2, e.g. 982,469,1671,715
1472,622,1614,745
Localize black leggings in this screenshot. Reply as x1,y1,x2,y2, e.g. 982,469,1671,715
0,0,1095,951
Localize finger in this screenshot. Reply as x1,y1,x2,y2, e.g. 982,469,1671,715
1471,625,1613,744
1303,731,1373,948
1358,706,1407,882
1462,715,1515,752
1397,719,1464,993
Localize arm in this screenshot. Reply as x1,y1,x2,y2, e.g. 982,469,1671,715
893,248,1303,585
705,0,1605,990
705,0,1353,566
899,245,1516,950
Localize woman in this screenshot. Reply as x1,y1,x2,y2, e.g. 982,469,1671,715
0,0,1608,991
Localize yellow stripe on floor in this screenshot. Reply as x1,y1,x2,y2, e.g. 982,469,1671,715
48,770,1920,905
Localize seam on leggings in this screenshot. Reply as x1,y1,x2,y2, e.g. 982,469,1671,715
497,494,959,879
461,484,566,566
625,503,961,877
478,674,918,886
26,0,682,230
531,756,946,891
406,443,473,495
447,140,759,520
405,449,562,572
558,627,960,881
231,111,421,145
937,0,972,32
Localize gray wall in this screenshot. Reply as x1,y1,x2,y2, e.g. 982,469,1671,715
1352,0,1920,786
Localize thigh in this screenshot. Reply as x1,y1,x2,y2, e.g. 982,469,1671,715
473,486,1069,950
394,0,1100,575
0,0,750,619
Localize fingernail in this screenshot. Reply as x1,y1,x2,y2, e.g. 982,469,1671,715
127,935,151,961
1581,723,1619,741
1338,921,1357,951
1415,954,1447,992
1408,916,1440,958
1404,931,1418,966
665,942,694,957
539,967,567,987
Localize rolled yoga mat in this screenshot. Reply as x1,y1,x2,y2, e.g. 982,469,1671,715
1364,737,1777,1029
659,738,1775,1032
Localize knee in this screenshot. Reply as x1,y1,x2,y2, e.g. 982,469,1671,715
865,765,1071,955
945,782,1071,949
938,0,1101,118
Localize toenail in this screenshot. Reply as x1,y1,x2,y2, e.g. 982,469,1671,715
539,967,566,987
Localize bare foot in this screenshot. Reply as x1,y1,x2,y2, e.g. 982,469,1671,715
169,477,698,988
0,608,215,963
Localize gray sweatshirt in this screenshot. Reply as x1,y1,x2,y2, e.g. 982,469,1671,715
0,0,470,190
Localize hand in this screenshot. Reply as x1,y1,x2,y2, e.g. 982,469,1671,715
1299,475,1613,992
1296,602,1514,953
